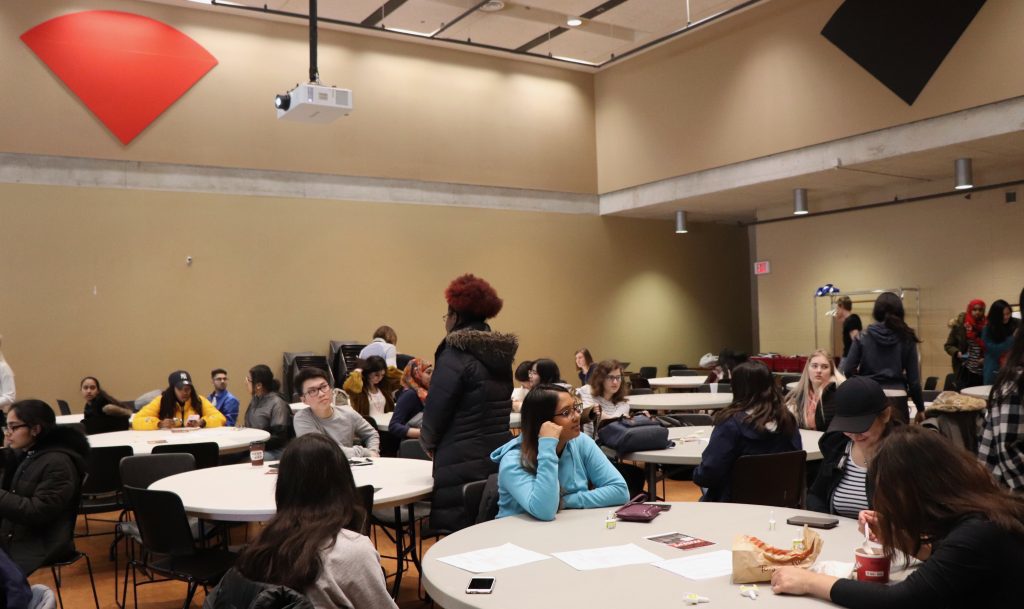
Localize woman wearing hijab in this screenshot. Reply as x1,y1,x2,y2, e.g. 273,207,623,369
945,299,987,390
389,359,432,440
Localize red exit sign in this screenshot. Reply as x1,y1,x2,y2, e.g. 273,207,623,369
754,260,771,275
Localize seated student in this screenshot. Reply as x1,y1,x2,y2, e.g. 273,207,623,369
389,359,431,441
581,359,631,422
0,400,89,575
574,348,596,385
491,384,629,521
243,365,292,461
703,348,748,384
342,356,402,419
692,361,802,502
358,325,398,368
133,371,226,430
510,360,534,413
784,349,844,431
293,368,380,458
208,368,240,427
529,358,570,388
80,376,132,434
772,426,1024,608
222,434,397,609
978,325,1024,491
806,377,898,518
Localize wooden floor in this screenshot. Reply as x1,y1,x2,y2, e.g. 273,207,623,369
35,480,701,609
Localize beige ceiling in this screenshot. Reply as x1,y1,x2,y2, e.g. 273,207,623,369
143,0,759,67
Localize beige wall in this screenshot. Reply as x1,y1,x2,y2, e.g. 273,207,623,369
1,0,596,194
754,188,1024,381
0,183,752,408
595,0,1024,193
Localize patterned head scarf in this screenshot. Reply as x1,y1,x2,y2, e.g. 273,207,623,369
402,358,432,402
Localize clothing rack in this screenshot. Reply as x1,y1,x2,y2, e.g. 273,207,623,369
813,287,921,353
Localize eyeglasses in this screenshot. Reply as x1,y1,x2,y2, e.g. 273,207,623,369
4,423,28,434
554,404,583,419
606,375,622,382
303,383,331,398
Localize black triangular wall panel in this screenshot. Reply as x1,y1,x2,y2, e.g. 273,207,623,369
821,0,987,105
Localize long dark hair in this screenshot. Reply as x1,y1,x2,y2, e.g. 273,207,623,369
870,426,1024,563
159,379,201,420
235,434,365,591
992,327,1024,405
249,364,281,394
872,292,920,343
518,384,571,474
532,359,562,385
10,399,57,440
359,356,388,388
713,361,795,435
80,376,119,406
986,299,1013,343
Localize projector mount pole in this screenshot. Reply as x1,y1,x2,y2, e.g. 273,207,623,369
308,0,319,83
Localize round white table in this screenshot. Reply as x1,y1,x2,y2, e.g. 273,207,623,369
87,427,270,454
423,503,866,609
626,393,733,411
56,414,84,425
150,457,434,519
617,426,823,497
961,385,992,399
646,376,707,390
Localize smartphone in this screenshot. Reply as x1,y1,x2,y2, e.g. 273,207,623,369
466,577,495,594
786,515,840,529
647,503,672,511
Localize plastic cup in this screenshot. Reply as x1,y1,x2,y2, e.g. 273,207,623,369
249,440,265,466
854,547,890,583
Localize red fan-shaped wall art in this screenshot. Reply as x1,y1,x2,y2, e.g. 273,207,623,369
21,10,218,145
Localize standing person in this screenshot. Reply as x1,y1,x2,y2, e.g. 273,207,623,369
0,337,15,429
0,400,89,575
358,326,398,368
771,426,1024,608
389,359,432,441
342,356,402,419
574,348,596,385
133,371,226,430
293,368,379,458
219,434,397,609
208,368,240,427
243,365,292,460
692,361,802,502
420,274,517,532
841,292,923,423
784,350,844,431
983,300,1016,385
835,296,862,370
978,325,1024,491
945,299,987,390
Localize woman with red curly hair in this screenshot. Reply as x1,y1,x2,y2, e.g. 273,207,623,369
420,274,518,532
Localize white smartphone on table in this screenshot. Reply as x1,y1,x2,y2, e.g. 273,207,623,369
466,577,495,594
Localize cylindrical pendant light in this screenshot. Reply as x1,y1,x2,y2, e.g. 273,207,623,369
675,210,688,234
954,158,973,190
793,188,808,215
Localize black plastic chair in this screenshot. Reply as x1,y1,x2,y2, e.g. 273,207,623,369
78,445,134,537
152,442,219,469
731,450,807,508
697,383,730,393
396,353,415,371
629,387,653,396
462,474,499,526
638,366,657,379
122,486,237,609
44,548,100,609
56,400,72,416
666,364,688,374
662,413,713,427
670,369,705,377
921,389,942,402
943,373,957,391
629,374,650,389
924,376,939,391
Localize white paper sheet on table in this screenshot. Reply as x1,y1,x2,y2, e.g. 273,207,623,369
436,543,550,573
551,543,663,571
652,549,733,580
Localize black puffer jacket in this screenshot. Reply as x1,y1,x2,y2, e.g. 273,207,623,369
420,322,517,532
0,425,89,575
203,567,314,609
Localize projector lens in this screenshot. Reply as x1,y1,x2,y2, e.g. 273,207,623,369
275,93,291,111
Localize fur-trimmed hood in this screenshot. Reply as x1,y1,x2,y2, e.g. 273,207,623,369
948,312,966,329
29,425,90,475
445,328,518,375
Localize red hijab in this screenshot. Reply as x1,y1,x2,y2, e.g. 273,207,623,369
964,299,987,348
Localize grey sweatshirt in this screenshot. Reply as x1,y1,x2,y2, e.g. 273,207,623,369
293,406,380,457
305,530,398,609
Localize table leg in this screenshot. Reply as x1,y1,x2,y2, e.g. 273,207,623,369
390,506,404,599
646,463,658,500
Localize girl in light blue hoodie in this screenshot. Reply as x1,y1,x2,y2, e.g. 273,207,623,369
490,384,628,521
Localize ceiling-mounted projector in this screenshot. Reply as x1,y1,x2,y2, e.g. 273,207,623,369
275,83,352,123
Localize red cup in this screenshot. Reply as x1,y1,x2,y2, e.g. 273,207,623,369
249,440,265,466
854,547,890,583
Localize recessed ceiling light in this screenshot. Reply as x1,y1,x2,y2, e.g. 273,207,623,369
567,17,583,27
480,1,506,12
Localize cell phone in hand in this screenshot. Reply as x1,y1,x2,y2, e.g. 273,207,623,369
466,578,495,594
786,515,839,529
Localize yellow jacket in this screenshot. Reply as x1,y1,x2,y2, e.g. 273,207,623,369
132,394,227,430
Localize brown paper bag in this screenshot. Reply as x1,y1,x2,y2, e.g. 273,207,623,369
731,525,823,583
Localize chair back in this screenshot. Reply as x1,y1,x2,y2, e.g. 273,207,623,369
924,376,939,391
629,374,650,389
730,450,807,508
206,568,314,609
56,400,72,416
123,486,199,557
398,438,430,461
120,453,196,489
629,387,652,396
943,373,957,391
152,442,219,469
82,445,133,496
663,413,713,427
666,364,688,374
82,415,130,435
462,480,486,525
638,366,657,379
339,344,366,377
670,369,704,377
355,485,375,536
921,389,941,402
697,383,730,393
477,474,499,523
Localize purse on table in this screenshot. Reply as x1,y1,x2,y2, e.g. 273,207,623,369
614,493,663,523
